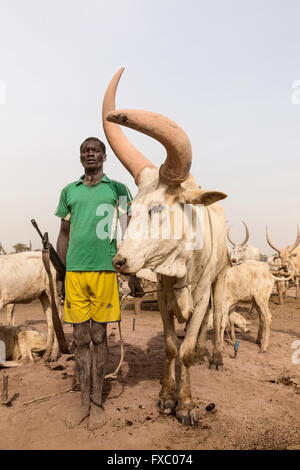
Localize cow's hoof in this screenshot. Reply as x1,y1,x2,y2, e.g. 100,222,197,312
209,352,224,371
194,347,211,365
49,353,60,362
43,350,59,363
176,404,198,426
157,397,177,414
43,349,51,362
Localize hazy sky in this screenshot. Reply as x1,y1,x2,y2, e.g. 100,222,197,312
1,0,299,254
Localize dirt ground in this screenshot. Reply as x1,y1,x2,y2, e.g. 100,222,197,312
0,291,300,450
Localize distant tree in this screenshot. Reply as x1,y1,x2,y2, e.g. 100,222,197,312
12,241,32,253
0,242,7,255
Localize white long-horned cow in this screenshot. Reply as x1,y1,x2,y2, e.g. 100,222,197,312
227,221,260,265
220,260,294,351
102,68,229,426
0,243,15,325
0,251,61,361
266,226,300,304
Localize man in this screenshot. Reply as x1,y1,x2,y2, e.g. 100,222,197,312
55,137,142,430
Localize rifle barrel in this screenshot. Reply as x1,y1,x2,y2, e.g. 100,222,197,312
31,219,45,240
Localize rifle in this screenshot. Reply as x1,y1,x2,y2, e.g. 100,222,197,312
31,219,69,354
31,219,66,281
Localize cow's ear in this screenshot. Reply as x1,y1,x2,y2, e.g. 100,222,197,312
180,189,227,206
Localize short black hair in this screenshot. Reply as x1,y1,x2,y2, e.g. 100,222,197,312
80,137,106,154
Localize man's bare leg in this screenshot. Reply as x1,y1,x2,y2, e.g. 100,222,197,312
88,321,108,430
65,322,91,428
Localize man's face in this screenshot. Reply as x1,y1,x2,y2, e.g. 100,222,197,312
80,140,106,170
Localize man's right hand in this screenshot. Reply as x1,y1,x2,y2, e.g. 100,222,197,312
56,280,65,301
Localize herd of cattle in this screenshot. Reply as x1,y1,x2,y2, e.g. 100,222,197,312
0,226,299,427
0,68,299,427
0,225,298,366
0,227,296,371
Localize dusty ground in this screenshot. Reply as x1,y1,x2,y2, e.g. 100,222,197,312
0,291,300,450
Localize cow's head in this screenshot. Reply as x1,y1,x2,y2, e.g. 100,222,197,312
266,226,300,272
227,221,250,265
102,68,227,277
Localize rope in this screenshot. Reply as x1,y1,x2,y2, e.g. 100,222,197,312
104,293,130,380
104,320,125,380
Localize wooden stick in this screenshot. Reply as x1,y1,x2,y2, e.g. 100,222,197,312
1,373,9,405
23,388,75,406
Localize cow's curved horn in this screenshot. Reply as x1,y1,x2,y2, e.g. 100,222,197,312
266,226,280,254
241,221,250,247
227,226,237,247
102,68,155,184
106,109,192,185
289,225,300,253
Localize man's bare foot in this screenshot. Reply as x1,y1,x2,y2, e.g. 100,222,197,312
88,402,106,430
65,403,90,428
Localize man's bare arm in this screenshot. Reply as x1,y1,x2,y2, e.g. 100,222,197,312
56,220,70,299
57,219,70,266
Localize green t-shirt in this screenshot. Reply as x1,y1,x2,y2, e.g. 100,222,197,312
55,174,132,272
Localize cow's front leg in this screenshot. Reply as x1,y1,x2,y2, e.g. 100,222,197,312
194,305,211,364
228,312,237,345
40,292,62,361
176,290,210,425
157,293,178,413
220,304,230,347
283,281,288,300
6,304,15,326
39,294,55,361
210,304,225,369
276,281,284,305
295,277,299,300
255,300,272,352
211,270,227,369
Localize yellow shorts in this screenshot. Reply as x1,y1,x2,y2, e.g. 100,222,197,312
64,271,120,324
